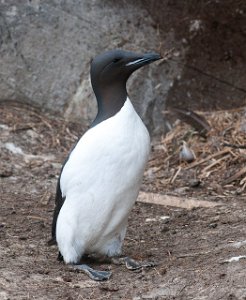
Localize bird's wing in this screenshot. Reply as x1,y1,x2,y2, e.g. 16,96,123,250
48,136,81,246
48,153,71,245
47,174,65,245
51,180,65,242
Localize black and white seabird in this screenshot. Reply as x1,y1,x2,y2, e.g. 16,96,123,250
50,49,161,281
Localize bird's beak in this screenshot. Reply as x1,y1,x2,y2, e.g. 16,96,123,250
126,52,162,68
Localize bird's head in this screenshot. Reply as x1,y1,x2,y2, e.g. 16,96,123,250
90,49,161,95
90,49,161,126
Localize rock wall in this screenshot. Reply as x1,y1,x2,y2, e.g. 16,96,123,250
0,0,182,134
144,0,246,111
0,1,245,134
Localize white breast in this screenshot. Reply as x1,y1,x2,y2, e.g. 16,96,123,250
56,98,150,263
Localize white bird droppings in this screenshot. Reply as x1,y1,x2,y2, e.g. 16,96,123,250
4,142,24,155
224,255,246,263
145,216,170,223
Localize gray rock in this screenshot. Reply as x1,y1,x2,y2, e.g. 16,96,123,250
144,0,246,111
2,1,245,135
0,0,182,134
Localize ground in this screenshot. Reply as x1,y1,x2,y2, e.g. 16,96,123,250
0,102,246,300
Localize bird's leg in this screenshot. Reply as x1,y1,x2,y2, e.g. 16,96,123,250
111,256,156,270
72,264,112,281
73,255,111,281
57,251,63,262
57,252,111,281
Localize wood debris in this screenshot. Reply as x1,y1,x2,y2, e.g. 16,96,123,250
223,166,246,185
168,107,211,137
144,106,246,197
138,192,220,209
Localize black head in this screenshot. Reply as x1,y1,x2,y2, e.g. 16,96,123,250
90,49,161,126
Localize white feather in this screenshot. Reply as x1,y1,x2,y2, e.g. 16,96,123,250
56,98,150,264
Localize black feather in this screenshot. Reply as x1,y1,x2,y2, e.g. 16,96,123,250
48,139,80,245
48,156,70,245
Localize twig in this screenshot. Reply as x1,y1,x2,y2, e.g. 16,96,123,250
222,143,246,149
185,148,231,170
40,190,53,206
170,166,182,184
176,251,212,258
202,154,231,173
240,176,246,185
27,215,48,221
138,192,221,209
223,166,246,185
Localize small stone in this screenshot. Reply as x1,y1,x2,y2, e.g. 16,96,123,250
159,267,167,275
62,276,72,282
208,223,218,228
161,226,169,233
189,179,201,188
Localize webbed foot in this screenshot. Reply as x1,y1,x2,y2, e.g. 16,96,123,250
73,264,112,281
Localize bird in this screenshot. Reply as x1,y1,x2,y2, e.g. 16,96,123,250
49,49,162,281
179,141,196,163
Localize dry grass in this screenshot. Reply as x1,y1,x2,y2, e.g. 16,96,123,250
144,106,246,197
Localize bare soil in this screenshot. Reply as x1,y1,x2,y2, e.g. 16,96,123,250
1,102,246,300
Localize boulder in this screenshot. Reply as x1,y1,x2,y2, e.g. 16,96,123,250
0,0,182,134
1,0,245,134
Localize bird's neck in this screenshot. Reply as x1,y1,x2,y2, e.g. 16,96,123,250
91,82,127,127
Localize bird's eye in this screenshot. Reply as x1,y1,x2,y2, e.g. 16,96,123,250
113,58,121,63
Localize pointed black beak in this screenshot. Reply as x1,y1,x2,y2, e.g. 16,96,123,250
126,52,162,68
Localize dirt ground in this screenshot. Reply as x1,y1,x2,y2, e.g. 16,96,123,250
1,102,246,300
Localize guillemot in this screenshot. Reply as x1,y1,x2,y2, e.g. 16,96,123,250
50,49,161,281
